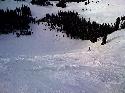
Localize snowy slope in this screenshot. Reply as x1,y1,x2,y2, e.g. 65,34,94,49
0,28,125,93
0,0,125,93
0,23,89,56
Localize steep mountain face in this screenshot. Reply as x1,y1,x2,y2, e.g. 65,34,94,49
0,0,125,93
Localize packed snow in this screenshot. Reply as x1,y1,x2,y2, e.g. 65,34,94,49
0,0,125,93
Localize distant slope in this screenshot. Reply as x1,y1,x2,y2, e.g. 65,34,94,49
1,0,125,24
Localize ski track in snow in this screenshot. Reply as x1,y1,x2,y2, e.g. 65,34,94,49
0,0,125,93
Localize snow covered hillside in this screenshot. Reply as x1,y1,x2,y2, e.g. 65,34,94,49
0,0,125,93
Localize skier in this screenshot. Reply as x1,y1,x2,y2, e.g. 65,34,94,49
88,47,91,51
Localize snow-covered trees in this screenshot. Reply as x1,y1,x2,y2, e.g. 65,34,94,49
114,17,120,30
31,0,87,6
38,11,115,44
0,5,34,35
56,0,66,8
121,16,125,29
31,0,53,6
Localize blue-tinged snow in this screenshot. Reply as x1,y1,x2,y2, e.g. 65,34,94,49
0,0,125,93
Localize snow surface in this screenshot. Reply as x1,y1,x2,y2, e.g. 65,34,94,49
0,0,125,93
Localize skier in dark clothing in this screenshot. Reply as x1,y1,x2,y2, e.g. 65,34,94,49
101,34,107,45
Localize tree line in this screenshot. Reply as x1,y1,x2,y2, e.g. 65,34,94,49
31,0,87,6
0,5,35,36
38,11,121,45
51,0,86,2
120,16,125,29
31,0,53,6
14,0,25,1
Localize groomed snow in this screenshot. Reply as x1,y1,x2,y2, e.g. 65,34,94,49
0,0,125,93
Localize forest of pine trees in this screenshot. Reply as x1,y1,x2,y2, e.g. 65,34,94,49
31,0,87,6
38,11,121,45
0,5,35,36
51,0,86,2
56,0,66,8
1,0,125,44
31,0,53,6
14,0,25,1
121,16,125,29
